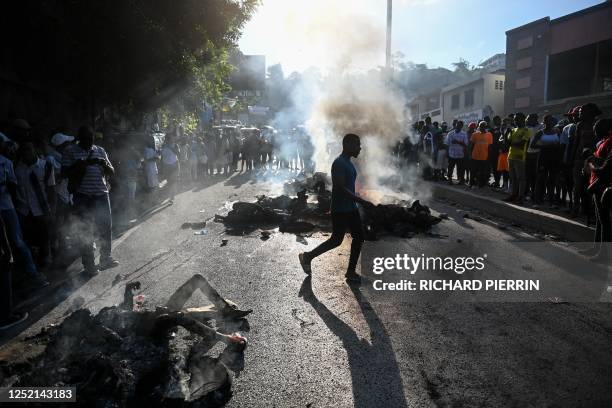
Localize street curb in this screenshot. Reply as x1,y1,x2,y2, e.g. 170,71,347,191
431,183,594,242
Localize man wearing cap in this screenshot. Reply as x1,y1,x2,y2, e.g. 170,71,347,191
559,106,580,208
48,132,75,259
469,121,493,188
568,103,602,217
62,125,118,275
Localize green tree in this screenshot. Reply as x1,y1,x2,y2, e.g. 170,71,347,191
0,0,259,122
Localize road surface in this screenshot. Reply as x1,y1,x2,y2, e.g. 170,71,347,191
3,170,612,407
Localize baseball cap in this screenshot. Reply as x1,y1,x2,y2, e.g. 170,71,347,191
468,122,477,129
51,132,75,146
563,106,581,117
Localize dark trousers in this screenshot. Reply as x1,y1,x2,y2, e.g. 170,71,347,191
535,151,560,204
448,157,465,182
0,259,11,323
470,159,489,187
525,152,538,198
593,193,612,251
307,210,364,273
573,160,589,214
19,213,50,265
73,193,112,269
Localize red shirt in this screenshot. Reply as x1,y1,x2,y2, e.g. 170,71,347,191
590,135,612,184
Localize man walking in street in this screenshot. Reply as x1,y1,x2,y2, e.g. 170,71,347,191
62,126,118,276
298,133,373,284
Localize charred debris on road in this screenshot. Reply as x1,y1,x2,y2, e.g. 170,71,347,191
0,277,252,407
214,172,442,239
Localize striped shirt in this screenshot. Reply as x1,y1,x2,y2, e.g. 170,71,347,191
62,144,113,195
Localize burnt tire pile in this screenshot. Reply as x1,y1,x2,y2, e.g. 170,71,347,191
215,173,442,240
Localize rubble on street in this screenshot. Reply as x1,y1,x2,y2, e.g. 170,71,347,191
215,173,442,239
0,277,251,408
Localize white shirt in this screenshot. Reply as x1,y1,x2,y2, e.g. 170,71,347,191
14,158,55,217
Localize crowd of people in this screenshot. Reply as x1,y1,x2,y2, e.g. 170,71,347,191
399,102,611,261
0,119,320,330
1,120,121,330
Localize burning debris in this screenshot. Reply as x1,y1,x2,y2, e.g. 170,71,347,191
0,275,251,408
215,173,441,239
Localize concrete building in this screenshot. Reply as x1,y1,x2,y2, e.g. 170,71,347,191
505,1,612,117
479,53,506,73
408,90,443,123
441,72,506,124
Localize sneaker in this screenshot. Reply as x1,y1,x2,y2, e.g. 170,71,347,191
345,272,362,284
0,312,29,331
99,257,119,270
298,253,312,275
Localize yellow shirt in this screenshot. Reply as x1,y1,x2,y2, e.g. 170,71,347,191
507,128,531,161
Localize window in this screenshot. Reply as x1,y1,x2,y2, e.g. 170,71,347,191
495,80,499,90
464,89,474,107
515,77,531,89
514,96,530,109
517,36,534,50
451,94,459,110
500,80,504,90
516,57,532,70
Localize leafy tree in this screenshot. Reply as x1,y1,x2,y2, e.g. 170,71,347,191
0,0,259,123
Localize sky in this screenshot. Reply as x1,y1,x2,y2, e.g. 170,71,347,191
238,0,604,75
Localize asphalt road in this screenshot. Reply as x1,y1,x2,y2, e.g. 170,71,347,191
4,170,612,407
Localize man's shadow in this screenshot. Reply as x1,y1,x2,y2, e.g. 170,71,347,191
299,277,408,408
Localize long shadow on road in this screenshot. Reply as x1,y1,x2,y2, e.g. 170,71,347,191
299,277,408,408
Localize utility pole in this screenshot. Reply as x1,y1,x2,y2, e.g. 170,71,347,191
386,0,392,69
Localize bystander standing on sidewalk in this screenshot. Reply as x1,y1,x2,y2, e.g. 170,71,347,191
446,121,468,185
161,131,180,200
62,125,118,276
0,138,49,288
0,212,28,331
504,113,530,205
469,121,493,188
582,118,612,262
47,132,75,262
14,142,55,269
531,115,561,207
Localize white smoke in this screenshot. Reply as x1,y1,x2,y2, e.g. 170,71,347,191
266,0,431,203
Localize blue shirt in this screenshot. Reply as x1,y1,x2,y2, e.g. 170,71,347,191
331,154,358,213
0,154,16,210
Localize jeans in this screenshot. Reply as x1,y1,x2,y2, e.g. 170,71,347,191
307,210,364,273
509,159,526,198
73,193,112,269
1,208,38,276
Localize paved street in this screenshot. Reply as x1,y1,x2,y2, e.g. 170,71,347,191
4,171,612,407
